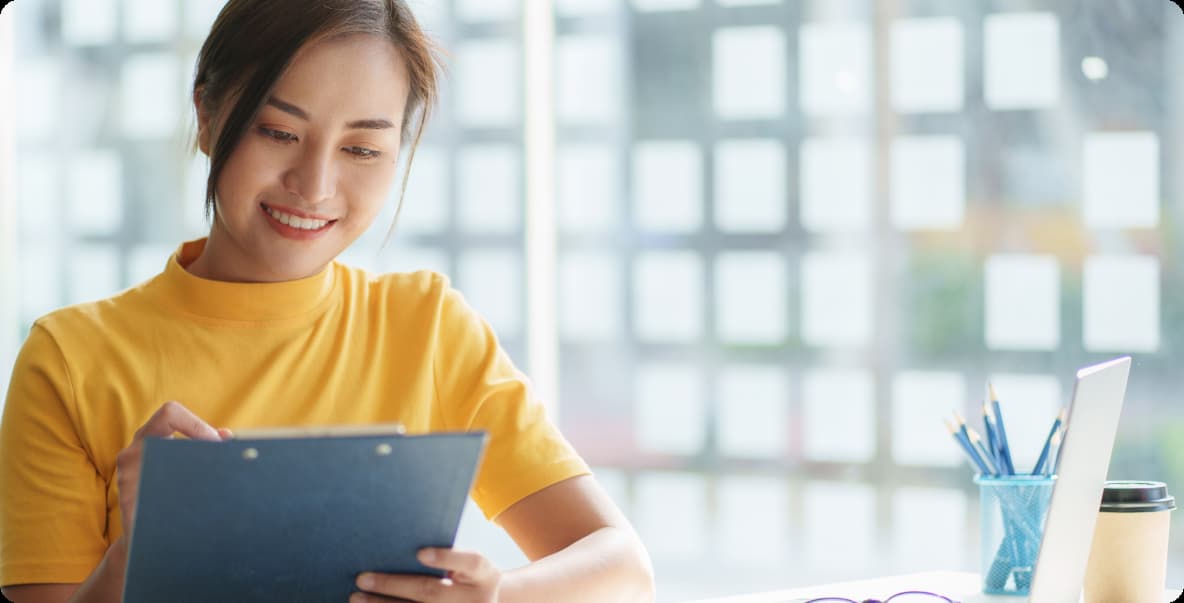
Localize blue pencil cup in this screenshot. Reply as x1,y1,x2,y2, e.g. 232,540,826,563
975,475,1055,596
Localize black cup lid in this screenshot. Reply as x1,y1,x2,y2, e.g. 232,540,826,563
1100,481,1176,513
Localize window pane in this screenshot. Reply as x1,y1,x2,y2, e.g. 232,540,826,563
717,365,789,458
984,254,1060,351
712,26,786,119
124,0,178,43
457,249,522,339
559,251,623,342
557,35,622,126
713,139,786,233
804,482,875,572
801,251,873,348
68,150,123,237
62,0,118,46
455,39,520,127
800,22,872,116
634,362,706,455
121,53,180,139
17,154,60,238
634,473,707,560
803,368,875,463
715,252,787,344
1082,131,1159,229
983,12,1059,110
399,147,450,235
892,488,967,572
717,476,790,565
800,137,872,233
890,18,963,113
68,245,121,305
15,59,60,139
558,143,621,234
890,136,964,231
1083,255,1160,353
632,141,702,233
892,371,964,467
458,145,520,234
185,0,223,39
455,0,518,21
632,0,700,12
633,251,703,342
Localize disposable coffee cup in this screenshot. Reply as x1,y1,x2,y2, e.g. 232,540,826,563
1083,481,1175,603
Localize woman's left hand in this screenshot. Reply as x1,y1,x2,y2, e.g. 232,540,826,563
351,548,502,603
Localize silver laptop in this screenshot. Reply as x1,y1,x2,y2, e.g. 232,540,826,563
969,356,1131,603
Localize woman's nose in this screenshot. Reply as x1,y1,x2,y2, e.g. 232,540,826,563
283,146,337,205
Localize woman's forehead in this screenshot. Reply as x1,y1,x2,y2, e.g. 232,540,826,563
271,34,411,119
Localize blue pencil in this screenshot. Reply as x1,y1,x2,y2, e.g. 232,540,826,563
967,428,998,476
946,418,991,475
982,402,1003,475
954,412,998,476
1031,409,1066,476
988,384,1016,475
1047,429,1064,476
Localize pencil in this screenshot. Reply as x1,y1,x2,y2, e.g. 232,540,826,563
954,412,996,476
983,403,1005,476
946,418,991,475
966,427,998,476
1046,428,1064,476
988,384,1016,475
1031,409,1065,476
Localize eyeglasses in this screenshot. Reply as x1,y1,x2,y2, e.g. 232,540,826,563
796,591,959,603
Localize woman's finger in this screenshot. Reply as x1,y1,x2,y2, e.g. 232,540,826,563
349,592,416,603
133,401,222,442
417,548,491,582
356,572,453,601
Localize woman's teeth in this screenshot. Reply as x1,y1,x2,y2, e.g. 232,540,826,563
265,206,330,230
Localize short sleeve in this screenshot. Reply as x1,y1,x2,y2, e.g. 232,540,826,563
432,282,590,521
0,324,110,586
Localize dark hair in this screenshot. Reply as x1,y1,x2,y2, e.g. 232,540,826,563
192,0,442,228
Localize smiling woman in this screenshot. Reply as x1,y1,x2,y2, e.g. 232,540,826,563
0,1,654,602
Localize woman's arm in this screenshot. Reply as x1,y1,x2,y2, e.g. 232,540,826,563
0,537,123,603
495,474,655,603
354,475,655,603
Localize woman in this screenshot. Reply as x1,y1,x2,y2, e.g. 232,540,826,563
0,1,654,601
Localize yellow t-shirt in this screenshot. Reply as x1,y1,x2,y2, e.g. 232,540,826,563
0,238,590,586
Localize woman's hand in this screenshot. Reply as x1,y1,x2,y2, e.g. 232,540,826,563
114,401,231,539
352,548,501,603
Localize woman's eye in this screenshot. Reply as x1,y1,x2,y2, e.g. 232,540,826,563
345,146,382,159
259,127,297,143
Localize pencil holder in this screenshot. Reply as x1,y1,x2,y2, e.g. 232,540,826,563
975,475,1055,596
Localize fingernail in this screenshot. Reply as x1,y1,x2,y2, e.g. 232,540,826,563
219,428,235,440
418,549,435,563
356,573,373,590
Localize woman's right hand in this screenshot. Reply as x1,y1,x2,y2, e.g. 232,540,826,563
114,401,232,540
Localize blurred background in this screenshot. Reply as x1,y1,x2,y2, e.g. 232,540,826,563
2,0,1184,601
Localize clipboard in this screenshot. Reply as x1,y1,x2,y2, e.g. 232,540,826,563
122,427,487,603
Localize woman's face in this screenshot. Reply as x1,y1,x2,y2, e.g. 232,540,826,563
195,34,410,282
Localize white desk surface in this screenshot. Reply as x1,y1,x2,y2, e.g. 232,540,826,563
683,572,1181,603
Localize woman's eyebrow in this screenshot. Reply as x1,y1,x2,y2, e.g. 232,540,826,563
266,96,395,130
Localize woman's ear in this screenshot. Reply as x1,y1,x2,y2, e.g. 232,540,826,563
194,88,212,156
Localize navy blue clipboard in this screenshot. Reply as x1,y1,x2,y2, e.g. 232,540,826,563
122,429,487,603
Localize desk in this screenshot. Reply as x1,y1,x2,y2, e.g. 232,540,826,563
681,571,1180,603
683,572,989,603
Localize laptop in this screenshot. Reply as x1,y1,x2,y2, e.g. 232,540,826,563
966,355,1132,603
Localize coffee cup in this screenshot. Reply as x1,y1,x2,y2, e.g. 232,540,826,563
1083,480,1175,603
